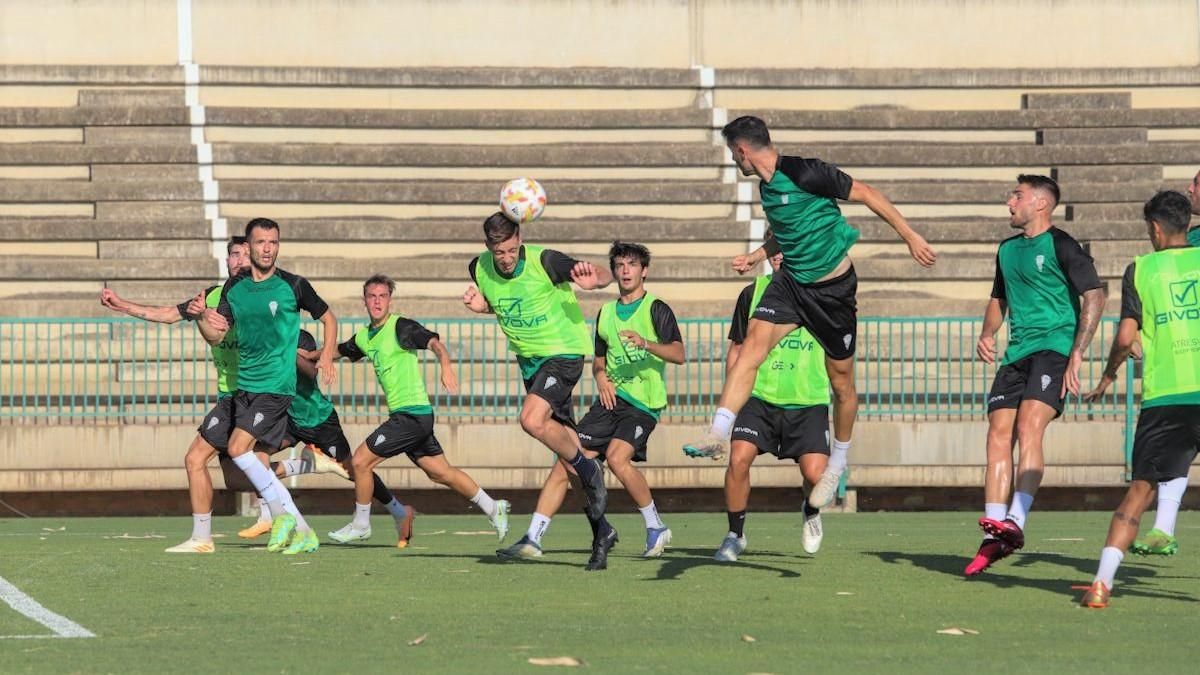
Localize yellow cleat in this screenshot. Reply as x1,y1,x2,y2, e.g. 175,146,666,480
1080,581,1111,609
395,505,415,549
238,520,273,539
165,538,215,554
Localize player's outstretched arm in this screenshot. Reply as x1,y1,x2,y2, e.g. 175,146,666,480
732,231,780,275
427,337,460,394
976,297,1006,365
316,309,338,388
1083,317,1138,402
1063,287,1107,397
100,288,187,324
848,179,936,267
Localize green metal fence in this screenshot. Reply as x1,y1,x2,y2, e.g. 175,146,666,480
0,316,1135,428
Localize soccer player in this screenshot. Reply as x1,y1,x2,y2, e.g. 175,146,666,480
498,242,684,569
100,237,341,553
1188,168,1200,247
198,217,337,555
235,328,418,547
964,175,1106,576
682,116,936,510
715,253,830,562
1077,190,1200,608
330,274,511,546
463,213,613,544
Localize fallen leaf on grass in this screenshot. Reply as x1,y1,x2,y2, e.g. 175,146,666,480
452,530,496,536
741,634,757,643
408,633,427,646
936,627,980,636
290,562,310,566
836,592,854,596
424,530,447,536
528,657,583,667
448,569,470,573
41,527,65,532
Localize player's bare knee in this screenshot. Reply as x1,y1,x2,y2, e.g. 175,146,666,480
519,408,548,439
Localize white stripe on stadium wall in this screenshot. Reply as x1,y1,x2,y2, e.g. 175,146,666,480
0,575,95,639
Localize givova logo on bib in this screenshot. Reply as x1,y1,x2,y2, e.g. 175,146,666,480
1156,279,1200,325
495,296,547,329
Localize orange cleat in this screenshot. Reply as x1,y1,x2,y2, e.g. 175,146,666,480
395,505,415,549
1079,581,1111,609
238,520,273,539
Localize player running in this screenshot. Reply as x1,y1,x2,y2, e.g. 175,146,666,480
1078,190,1200,608
463,213,613,554
198,218,337,555
715,253,831,562
682,115,936,510
965,175,1106,576
329,274,511,546
498,242,684,569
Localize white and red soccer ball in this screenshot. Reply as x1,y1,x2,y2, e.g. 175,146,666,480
499,177,547,224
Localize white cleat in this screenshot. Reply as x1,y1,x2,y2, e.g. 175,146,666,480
305,444,350,480
328,522,372,544
713,532,747,562
491,500,511,542
808,465,844,509
683,432,729,461
165,538,215,554
802,504,823,555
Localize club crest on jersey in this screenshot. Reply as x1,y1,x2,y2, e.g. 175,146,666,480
1040,374,1051,391
375,434,386,446
843,333,853,350
544,376,558,390
253,412,264,427
268,300,279,316
207,417,220,430
634,426,644,439
1035,255,1045,272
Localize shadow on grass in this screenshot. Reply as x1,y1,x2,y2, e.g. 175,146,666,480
646,547,804,581
866,550,1198,604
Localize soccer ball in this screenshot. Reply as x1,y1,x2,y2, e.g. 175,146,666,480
499,178,547,224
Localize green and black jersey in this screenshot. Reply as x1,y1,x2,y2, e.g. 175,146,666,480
593,294,682,420
1188,226,1200,248
179,285,238,397
469,244,592,379
214,268,329,396
761,155,858,284
1119,246,1200,407
339,314,440,416
991,227,1103,365
290,329,334,428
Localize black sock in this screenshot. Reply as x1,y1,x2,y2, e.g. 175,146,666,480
586,510,612,539
371,472,393,505
803,500,819,517
728,510,746,537
569,452,599,482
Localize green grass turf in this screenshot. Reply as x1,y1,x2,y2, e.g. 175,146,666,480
0,511,1197,673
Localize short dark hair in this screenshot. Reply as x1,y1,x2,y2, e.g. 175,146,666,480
1143,190,1192,234
1017,174,1061,207
245,217,280,238
226,236,247,255
609,241,651,271
483,211,519,247
721,116,771,148
363,273,396,295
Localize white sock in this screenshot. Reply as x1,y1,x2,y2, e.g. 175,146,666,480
384,498,407,521
1154,476,1188,535
828,438,850,472
709,407,737,438
232,453,281,508
527,512,552,544
268,475,310,533
280,458,306,477
470,488,497,518
191,512,212,542
1094,546,1124,589
256,497,271,523
1007,491,1034,529
639,501,665,529
983,502,1007,540
352,502,372,529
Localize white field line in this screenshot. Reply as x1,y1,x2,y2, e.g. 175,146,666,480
0,574,95,639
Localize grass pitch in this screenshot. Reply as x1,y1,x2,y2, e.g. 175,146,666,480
1,511,1197,673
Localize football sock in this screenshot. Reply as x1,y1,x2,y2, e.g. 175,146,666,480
710,407,736,438
728,510,747,538
270,476,310,532
256,497,271,523
1094,546,1124,589
371,473,394,505
639,501,665,529
983,502,1007,539
828,439,850,472
569,451,600,483
1007,491,1034,529
527,513,551,544
470,488,497,518
587,510,613,539
803,500,819,517
1154,476,1188,535
384,498,407,521
191,512,213,542
279,457,308,477
232,452,284,517
351,502,372,529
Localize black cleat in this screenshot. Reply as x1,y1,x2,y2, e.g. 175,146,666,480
578,458,609,522
585,527,618,572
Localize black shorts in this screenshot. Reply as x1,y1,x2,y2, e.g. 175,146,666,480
364,412,444,463
281,409,352,462
986,350,1068,417
197,396,235,452
231,391,293,450
523,357,584,429
730,397,830,462
1130,405,1200,483
575,397,659,463
753,266,857,360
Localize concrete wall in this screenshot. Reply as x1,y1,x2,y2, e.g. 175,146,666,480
1,1,1197,68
